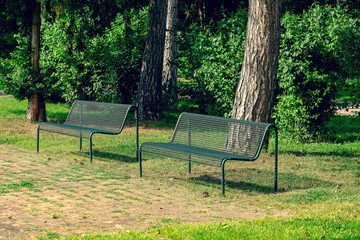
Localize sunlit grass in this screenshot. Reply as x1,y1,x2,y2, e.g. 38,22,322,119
57,213,360,239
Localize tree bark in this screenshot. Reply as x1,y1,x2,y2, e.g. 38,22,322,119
162,0,179,109
198,0,206,25
27,1,47,123
137,0,168,120
231,0,282,123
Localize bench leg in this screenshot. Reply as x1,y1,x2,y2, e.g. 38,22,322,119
36,126,40,153
139,150,142,177
274,127,278,192
89,133,94,163
274,152,278,192
136,108,139,163
80,134,82,151
188,153,191,174
221,159,227,197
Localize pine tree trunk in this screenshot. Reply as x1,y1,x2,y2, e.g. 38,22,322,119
27,1,47,123
231,0,282,123
137,0,168,120
162,0,179,109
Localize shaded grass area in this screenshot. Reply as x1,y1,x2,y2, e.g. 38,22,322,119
1,95,360,239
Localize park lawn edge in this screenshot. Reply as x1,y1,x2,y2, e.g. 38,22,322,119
44,213,360,240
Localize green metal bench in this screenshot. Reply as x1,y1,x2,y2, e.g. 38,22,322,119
139,112,278,196
37,100,138,163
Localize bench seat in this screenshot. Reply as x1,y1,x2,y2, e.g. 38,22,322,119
141,142,253,167
38,122,118,138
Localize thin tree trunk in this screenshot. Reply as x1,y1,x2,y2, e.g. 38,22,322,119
198,0,206,25
137,0,168,120
231,0,282,123
27,1,46,123
162,0,179,109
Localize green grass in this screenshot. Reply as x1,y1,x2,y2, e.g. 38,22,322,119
1,95,360,239
49,215,360,239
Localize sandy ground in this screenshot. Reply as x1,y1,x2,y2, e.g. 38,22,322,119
0,145,288,239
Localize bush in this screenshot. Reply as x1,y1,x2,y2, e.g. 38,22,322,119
274,5,360,142
1,7,147,105
178,9,247,116
0,33,62,102
40,7,147,103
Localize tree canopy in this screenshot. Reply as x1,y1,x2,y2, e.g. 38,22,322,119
0,0,359,140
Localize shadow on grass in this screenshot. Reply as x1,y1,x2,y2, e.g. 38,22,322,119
74,151,137,163
6,109,69,124
7,109,26,116
326,115,360,143
189,174,275,194
183,169,334,194
283,150,360,159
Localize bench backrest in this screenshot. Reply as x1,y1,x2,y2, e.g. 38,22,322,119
64,100,134,133
171,112,274,160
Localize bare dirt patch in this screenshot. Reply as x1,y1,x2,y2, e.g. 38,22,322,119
0,144,288,239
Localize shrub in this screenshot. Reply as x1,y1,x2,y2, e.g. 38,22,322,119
274,5,360,141
0,33,62,102
40,7,147,103
178,9,247,116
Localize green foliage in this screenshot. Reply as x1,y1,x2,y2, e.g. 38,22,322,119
0,34,60,101
55,0,121,37
0,17,18,59
178,9,247,116
1,1,146,104
282,0,360,15
177,4,359,140
40,7,147,103
274,5,360,142
1,0,34,31
91,9,147,103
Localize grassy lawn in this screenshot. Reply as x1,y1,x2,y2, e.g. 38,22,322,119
0,95,360,239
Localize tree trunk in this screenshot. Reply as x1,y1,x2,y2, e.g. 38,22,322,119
231,0,282,123
162,0,179,109
137,0,168,120
27,94,46,122
198,0,206,25
27,1,47,123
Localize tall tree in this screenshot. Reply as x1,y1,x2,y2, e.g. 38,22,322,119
137,0,168,120
27,0,46,122
231,0,282,123
1,0,46,122
162,0,179,108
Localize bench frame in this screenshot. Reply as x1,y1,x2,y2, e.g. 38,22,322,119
37,100,138,163
139,112,278,196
